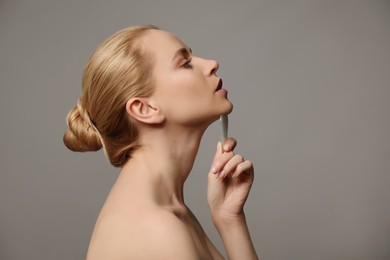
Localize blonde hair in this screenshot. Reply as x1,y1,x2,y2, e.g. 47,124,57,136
63,25,158,167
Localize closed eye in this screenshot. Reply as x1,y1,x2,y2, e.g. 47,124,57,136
182,58,192,69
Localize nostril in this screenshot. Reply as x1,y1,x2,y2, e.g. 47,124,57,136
210,60,219,75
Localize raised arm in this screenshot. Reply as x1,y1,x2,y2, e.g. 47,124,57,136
207,138,258,260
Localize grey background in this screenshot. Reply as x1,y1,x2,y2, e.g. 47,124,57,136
1,0,389,259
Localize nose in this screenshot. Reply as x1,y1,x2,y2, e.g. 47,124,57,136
205,59,219,76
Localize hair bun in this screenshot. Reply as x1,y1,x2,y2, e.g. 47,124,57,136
63,104,102,152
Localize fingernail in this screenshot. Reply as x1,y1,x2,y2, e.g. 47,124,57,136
211,167,218,174
219,170,226,178
223,144,230,151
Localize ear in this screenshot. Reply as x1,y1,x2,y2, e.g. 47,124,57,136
125,97,164,124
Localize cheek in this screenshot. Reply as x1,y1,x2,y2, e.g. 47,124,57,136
170,75,208,98
154,73,213,117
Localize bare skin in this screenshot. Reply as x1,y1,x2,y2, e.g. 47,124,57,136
86,29,258,260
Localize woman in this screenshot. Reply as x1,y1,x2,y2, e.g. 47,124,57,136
64,25,258,259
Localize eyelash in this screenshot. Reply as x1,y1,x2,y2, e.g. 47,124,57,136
182,58,192,68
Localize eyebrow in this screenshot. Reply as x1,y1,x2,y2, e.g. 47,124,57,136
172,47,192,61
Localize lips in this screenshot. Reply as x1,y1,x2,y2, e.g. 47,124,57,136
215,79,223,91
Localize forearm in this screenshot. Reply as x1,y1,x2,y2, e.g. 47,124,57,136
213,213,258,260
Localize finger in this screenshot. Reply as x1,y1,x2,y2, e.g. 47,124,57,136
222,137,237,152
232,160,254,178
219,154,245,179
210,150,235,174
210,142,224,174
212,142,223,160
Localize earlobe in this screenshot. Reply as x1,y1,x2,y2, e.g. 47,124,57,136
126,98,164,124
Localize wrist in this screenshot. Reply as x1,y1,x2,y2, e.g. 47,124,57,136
211,212,259,259
211,211,246,228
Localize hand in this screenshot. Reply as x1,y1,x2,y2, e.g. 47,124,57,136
207,137,254,222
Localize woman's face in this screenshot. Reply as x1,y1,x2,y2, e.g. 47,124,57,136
143,29,232,127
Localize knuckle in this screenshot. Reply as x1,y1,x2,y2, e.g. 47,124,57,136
235,154,244,162
225,151,234,159
246,160,253,168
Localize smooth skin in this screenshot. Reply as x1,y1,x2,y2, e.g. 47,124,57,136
86,29,258,260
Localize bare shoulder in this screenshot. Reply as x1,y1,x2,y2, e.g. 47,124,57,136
86,206,200,260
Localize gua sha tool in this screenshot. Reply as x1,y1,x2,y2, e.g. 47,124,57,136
220,114,228,145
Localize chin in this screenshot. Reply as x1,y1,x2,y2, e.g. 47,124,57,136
212,103,233,122
222,101,233,115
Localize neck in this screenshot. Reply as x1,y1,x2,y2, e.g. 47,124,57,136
119,125,207,208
